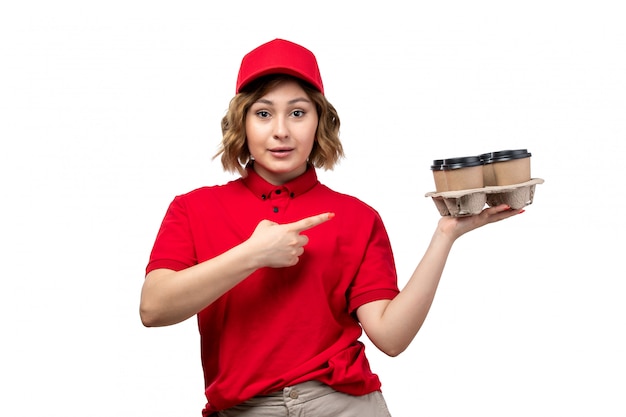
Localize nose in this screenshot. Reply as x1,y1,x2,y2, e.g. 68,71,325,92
272,115,289,140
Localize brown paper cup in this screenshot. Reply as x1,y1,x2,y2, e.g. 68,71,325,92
481,149,532,186
431,156,484,192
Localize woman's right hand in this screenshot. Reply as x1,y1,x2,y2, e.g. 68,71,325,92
245,213,334,268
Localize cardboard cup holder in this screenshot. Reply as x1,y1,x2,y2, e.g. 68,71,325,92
428,149,542,216
425,178,544,217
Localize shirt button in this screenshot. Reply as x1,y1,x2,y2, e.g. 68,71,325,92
273,207,278,213
275,189,282,195
289,390,299,399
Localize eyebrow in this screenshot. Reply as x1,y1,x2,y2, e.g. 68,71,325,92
254,97,312,105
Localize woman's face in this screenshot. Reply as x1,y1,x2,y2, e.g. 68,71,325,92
245,79,318,185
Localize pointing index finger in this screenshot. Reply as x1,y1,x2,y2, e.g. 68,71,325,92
290,212,335,233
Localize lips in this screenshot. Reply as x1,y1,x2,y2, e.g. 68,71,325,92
268,147,294,157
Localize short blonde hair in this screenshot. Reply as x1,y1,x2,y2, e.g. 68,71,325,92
214,75,344,176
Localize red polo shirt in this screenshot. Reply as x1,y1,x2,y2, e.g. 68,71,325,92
146,165,399,415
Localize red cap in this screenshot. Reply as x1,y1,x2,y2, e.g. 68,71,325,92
236,39,324,94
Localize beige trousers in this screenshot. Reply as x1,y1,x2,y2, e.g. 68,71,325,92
213,380,392,417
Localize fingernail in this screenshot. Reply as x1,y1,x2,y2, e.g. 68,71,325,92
518,209,525,214
327,212,336,219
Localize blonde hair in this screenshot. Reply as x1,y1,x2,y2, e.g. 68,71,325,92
214,75,344,176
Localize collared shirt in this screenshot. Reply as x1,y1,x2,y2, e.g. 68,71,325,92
146,165,399,414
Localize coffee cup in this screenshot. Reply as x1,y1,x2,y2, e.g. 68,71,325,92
431,156,484,192
480,149,532,186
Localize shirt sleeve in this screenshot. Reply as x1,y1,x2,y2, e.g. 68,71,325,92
145,195,197,275
347,211,399,313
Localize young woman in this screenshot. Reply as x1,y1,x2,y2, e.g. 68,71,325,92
140,38,523,417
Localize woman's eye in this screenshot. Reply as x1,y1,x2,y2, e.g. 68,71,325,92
256,110,270,118
292,110,304,117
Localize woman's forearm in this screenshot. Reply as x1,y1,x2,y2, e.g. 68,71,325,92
139,241,260,327
359,229,455,356
359,205,522,356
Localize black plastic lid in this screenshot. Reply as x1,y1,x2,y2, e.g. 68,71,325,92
479,152,493,164
431,156,483,170
430,159,445,170
482,149,532,163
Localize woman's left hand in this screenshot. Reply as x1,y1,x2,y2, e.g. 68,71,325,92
437,204,524,241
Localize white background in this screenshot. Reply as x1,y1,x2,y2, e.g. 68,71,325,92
1,1,624,416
